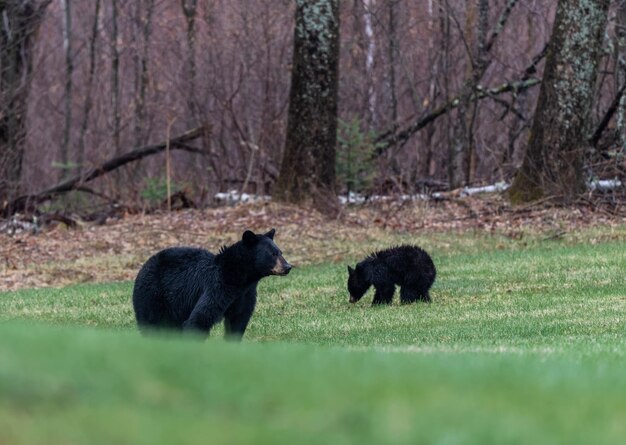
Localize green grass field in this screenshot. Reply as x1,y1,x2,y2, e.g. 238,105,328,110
1,228,625,444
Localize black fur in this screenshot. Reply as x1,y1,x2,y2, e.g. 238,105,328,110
347,245,436,305
132,229,291,339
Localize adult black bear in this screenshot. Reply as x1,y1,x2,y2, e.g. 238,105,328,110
347,245,436,305
132,229,291,339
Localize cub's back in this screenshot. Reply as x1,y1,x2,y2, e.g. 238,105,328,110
373,245,434,274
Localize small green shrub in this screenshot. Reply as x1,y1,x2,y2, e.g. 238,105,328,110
140,176,180,207
336,118,377,199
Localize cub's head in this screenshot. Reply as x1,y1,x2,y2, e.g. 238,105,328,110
242,229,292,277
347,265,369,303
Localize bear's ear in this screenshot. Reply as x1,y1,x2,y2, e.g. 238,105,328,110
264,228,276,240
242,230,258,246
347,265,355,275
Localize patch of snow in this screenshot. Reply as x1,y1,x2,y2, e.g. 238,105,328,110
213,179,622,206
339,192,430,205
588,178,622,191
459,181,510,197
0,215,40,235
214,190,270,204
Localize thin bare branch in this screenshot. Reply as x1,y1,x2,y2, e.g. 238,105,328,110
485,0,519,54
4,127,209,215
373,78,541,157
590,83,626,148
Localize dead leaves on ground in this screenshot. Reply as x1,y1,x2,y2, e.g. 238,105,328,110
1,197,625,291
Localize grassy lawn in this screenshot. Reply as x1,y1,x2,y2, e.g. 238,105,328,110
1,228,625,444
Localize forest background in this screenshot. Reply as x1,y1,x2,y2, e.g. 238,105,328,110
0,0,624,217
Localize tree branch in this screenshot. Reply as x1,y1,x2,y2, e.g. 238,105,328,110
590,82,626,148
3,126,208,215
522,43,549,80
375,0,529,159
485,0,519,54
373,78,540,157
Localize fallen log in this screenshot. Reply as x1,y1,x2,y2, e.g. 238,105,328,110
3,126,209,216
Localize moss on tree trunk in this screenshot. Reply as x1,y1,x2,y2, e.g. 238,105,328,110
274,0,340,213
509,0,609,204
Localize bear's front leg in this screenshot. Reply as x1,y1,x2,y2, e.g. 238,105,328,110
182,290,228,335
372,284,395,305
223,290,257,341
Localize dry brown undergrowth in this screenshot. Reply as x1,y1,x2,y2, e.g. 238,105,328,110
1,196,625,291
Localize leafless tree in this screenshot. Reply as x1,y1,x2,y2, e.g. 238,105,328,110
110,0,121,156
76,0,100,177
386,0,398,141
134,0,155,147
616,0,626,151
181,0,198,119
448,0,517,188
59,0,72,181
0,0,51,208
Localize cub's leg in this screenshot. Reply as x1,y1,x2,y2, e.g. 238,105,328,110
372,284,395,305
404,275,432,303
399,286,419,304
417,291,432,303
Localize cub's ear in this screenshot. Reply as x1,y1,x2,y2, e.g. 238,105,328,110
264,228,276,240
347,265,355,275
242,230,258,246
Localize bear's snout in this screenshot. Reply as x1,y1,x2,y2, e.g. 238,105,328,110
271,257,292,275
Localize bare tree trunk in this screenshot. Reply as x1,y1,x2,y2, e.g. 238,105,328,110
363,0,376,126
0,0,51,205
441,0,453,186
448,0,489,189
502,12,542,177
509,0,610,204
420,0,437,180
76,0,101,177
447,0,520,188
134,0,155,147
467,0,489,182
274,0,340,213
449,1,476,189
59,0,73,181
616,0,626,151
181,0,205,191
387,0,397,140
181,0,198,119
110,0,121,156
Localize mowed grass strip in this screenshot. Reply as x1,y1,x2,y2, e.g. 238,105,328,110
2,236,623,351
0,322,625,445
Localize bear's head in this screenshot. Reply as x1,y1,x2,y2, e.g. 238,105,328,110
242,228,292,278
347,264,369,303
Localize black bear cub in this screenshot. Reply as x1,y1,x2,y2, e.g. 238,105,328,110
347,245,436,305
132,229,291,339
